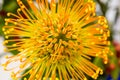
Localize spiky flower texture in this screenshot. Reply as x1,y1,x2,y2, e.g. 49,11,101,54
3,0,110,80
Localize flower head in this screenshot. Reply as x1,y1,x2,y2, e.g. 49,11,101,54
3,0,110,80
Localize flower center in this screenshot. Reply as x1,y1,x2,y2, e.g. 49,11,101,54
57,33,68,42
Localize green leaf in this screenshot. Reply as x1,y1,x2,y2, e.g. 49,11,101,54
93,57,105,70
0,16,4,35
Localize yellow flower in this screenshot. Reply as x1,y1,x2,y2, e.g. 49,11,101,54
2,0,110,80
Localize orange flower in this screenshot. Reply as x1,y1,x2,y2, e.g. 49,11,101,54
3,0,110,80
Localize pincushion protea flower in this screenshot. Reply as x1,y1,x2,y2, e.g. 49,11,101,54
2,0,111,80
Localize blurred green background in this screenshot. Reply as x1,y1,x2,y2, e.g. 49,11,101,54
0,0,120,80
